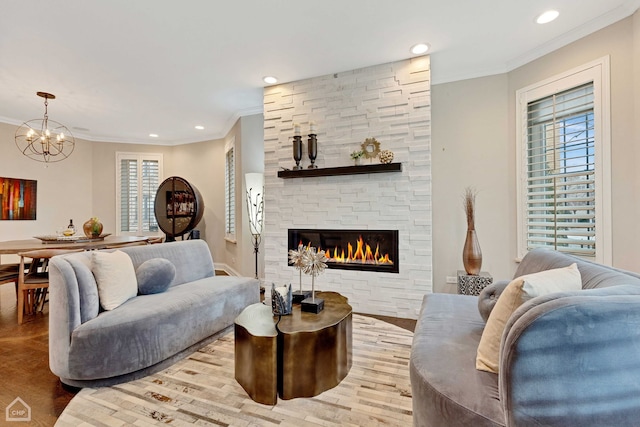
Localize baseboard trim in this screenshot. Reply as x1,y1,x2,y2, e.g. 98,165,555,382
214,263,241,277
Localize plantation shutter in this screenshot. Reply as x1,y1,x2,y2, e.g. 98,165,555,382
141,159,159,232
225,147,235,237
117,153,162,235
120,158,138,232
525,82,595,256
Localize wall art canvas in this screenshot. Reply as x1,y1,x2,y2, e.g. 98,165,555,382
0,177,37,220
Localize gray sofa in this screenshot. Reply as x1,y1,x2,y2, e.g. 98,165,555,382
410,248,640,426
48,239,259,388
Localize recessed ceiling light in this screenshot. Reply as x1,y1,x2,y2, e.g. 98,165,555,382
149,133,159,138
411,43,430,55
195,125,204,130
536,10,559,24
263,76,278,85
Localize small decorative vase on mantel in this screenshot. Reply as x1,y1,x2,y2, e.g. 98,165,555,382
462,188,482,275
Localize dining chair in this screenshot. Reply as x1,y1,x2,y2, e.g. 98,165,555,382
0,264,21,304
17,249,83,324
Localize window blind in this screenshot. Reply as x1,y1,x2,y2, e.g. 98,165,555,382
120,159,138,232
225,147,235,237
141,159,159,232
117,154,161,234
526,82,595,256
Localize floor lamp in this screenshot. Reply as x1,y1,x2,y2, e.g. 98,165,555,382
245,173,264,289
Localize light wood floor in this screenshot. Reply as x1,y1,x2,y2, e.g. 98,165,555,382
0,274,415,426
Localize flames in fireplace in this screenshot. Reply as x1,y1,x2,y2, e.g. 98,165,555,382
315,236,394,265
289,229,399,273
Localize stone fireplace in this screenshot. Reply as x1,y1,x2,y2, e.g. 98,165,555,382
288,228,399,274
262,56,432,319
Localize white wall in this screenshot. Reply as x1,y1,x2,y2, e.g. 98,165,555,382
262,57,432,319
431,74,511,293
431,13,640,290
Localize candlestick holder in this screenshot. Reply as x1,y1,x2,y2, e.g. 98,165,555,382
307,134,317,169
292,135,303,170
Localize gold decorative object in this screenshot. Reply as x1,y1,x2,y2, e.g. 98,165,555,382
462,187,482,275
361,138,381,159
83,217,104,238
379,150,394,164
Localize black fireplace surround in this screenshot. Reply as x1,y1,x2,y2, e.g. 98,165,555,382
288,229,399,273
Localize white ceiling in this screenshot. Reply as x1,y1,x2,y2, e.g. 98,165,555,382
1,0,638,145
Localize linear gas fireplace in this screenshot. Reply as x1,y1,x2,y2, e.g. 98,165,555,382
288,229,399,273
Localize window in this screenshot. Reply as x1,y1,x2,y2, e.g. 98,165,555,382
516,58,611,264
225,138,236,241
116,152,163,235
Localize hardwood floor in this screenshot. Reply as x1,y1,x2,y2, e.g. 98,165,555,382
0,276,416,426
0,282,75,426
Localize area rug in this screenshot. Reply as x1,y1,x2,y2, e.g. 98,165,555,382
56,314,413,426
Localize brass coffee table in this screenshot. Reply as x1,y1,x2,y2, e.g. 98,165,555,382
235,291,353,404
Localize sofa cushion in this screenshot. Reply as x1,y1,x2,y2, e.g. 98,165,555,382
92,250,138,310
136,258,176,295
476,263,581,373
410,293,505,427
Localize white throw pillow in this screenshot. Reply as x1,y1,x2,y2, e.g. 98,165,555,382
476,263,581,373
92,250,138,310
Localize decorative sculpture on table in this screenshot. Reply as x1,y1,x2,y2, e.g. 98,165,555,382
300,246,328,313
271,283,293,315
308,121,318,169
288,243,312,303
82,217,103,238
292,123,303,170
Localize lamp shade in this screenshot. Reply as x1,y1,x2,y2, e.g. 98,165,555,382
245,173,264,236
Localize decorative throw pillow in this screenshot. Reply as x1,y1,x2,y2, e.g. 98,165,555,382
476,263,581,373
136,258,176,295
92,250,138,310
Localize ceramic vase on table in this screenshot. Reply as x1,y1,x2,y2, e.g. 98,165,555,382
463,229,482,275
462,187,482,275
83,217,103,238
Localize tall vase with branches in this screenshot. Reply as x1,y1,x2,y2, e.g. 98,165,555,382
462,187,482,275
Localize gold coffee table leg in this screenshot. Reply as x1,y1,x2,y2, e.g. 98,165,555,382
234,304,278,405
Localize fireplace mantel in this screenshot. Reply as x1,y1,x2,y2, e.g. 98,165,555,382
277,162,401,179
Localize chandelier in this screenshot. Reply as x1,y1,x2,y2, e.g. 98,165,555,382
15,92,75,163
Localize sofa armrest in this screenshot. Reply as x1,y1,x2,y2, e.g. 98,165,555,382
48,258,84,379
477,279,510,322
499,285,640,427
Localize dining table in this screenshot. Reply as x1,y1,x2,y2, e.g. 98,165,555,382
0,235,150,255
